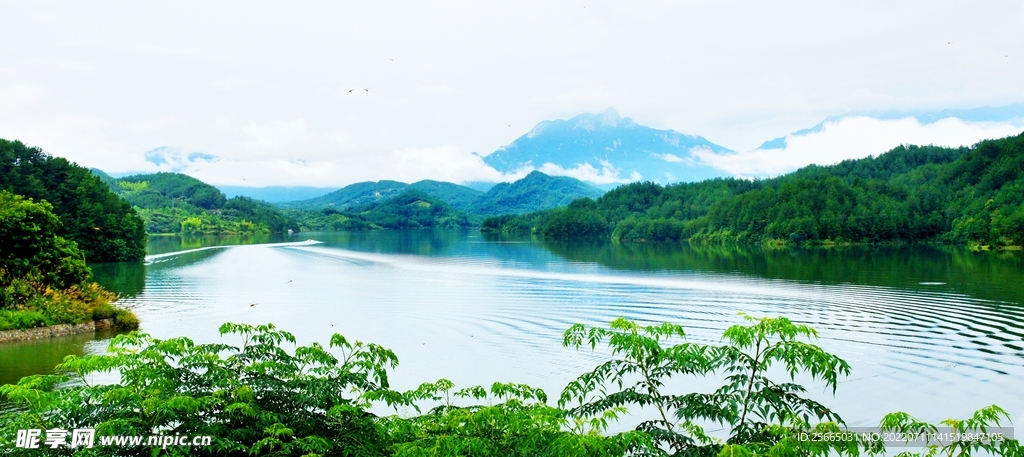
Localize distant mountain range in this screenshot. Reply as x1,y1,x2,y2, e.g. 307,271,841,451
284,171,604,216
482,108,732,184
219,186,340,203
95,166,604,224
106,103,1024,198
757,103,1024,150
480,104,1024,184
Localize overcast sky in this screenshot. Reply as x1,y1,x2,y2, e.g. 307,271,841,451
2,1,1023,186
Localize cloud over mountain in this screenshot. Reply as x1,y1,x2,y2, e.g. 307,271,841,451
695,106,1024,177
482,108,731,184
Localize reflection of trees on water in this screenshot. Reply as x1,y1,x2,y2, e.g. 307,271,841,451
0,331,97,386
89,261,146,298
146,233,285,256
541,241,1024,307
320,229,464,256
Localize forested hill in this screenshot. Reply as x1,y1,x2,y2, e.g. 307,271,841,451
484,132,1024,248
470,171,604,215
0,139,147,262
285,171,603,216
114,172,227,210
291,179,486,213
104,172,298,235
286,190,472,231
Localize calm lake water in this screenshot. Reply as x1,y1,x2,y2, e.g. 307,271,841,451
4,230,1024,430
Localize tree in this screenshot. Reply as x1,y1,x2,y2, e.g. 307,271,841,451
1,191,137,331
0,191,90,305
560,314,854,456
0,138,147,262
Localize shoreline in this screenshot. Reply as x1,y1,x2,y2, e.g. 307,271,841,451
0,319,115,345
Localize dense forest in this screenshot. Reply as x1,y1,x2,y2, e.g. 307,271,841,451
285,171,604,217
101,172,299,235
0,191,138,331
484,132,1024,248
287,190,473,231
469,170,605,215
282,171,604,232
0,139,147,262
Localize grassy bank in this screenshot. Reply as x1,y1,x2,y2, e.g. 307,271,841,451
0,281,137,332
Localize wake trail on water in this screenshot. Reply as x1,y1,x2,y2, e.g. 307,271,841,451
145,240,322,264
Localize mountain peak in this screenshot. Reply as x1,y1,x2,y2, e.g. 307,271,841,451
565,107,632,131
484,110,732,184
598,107,622,127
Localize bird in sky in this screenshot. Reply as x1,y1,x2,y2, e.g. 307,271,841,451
250,303,258,307
287,279,292,283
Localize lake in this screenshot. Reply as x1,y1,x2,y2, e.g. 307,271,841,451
4,229,1023,431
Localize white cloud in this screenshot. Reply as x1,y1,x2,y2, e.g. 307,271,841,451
240,119,314,157
207,78,274,92
386,145,509,184
691,117,1024,177
119,143,519,187
1,2,1022,187
653,153,683,163
537,159,636,185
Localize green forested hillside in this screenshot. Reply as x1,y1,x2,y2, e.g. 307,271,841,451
284,179,486,213
104,172,298,235
485,132,1024,248
469,170,604,215
115,172,226,210
288,190,472,231
285,180,410,210
0,139,147,262
357,190,472,229
407,180,484,212
284,172,603,217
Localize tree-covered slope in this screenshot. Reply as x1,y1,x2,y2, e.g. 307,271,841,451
284,180,410,210
287,189,473,231
284,179,484,212
470,171,605,216
114,172,227,210
407,180,484,212
283,172,602,218
355,190,472,229
104,172,298,234
0,139,147,262
484,132,1024,247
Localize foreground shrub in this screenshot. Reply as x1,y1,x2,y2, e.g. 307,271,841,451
0,316,1019,456
560,314,853,455
2,322,399,456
